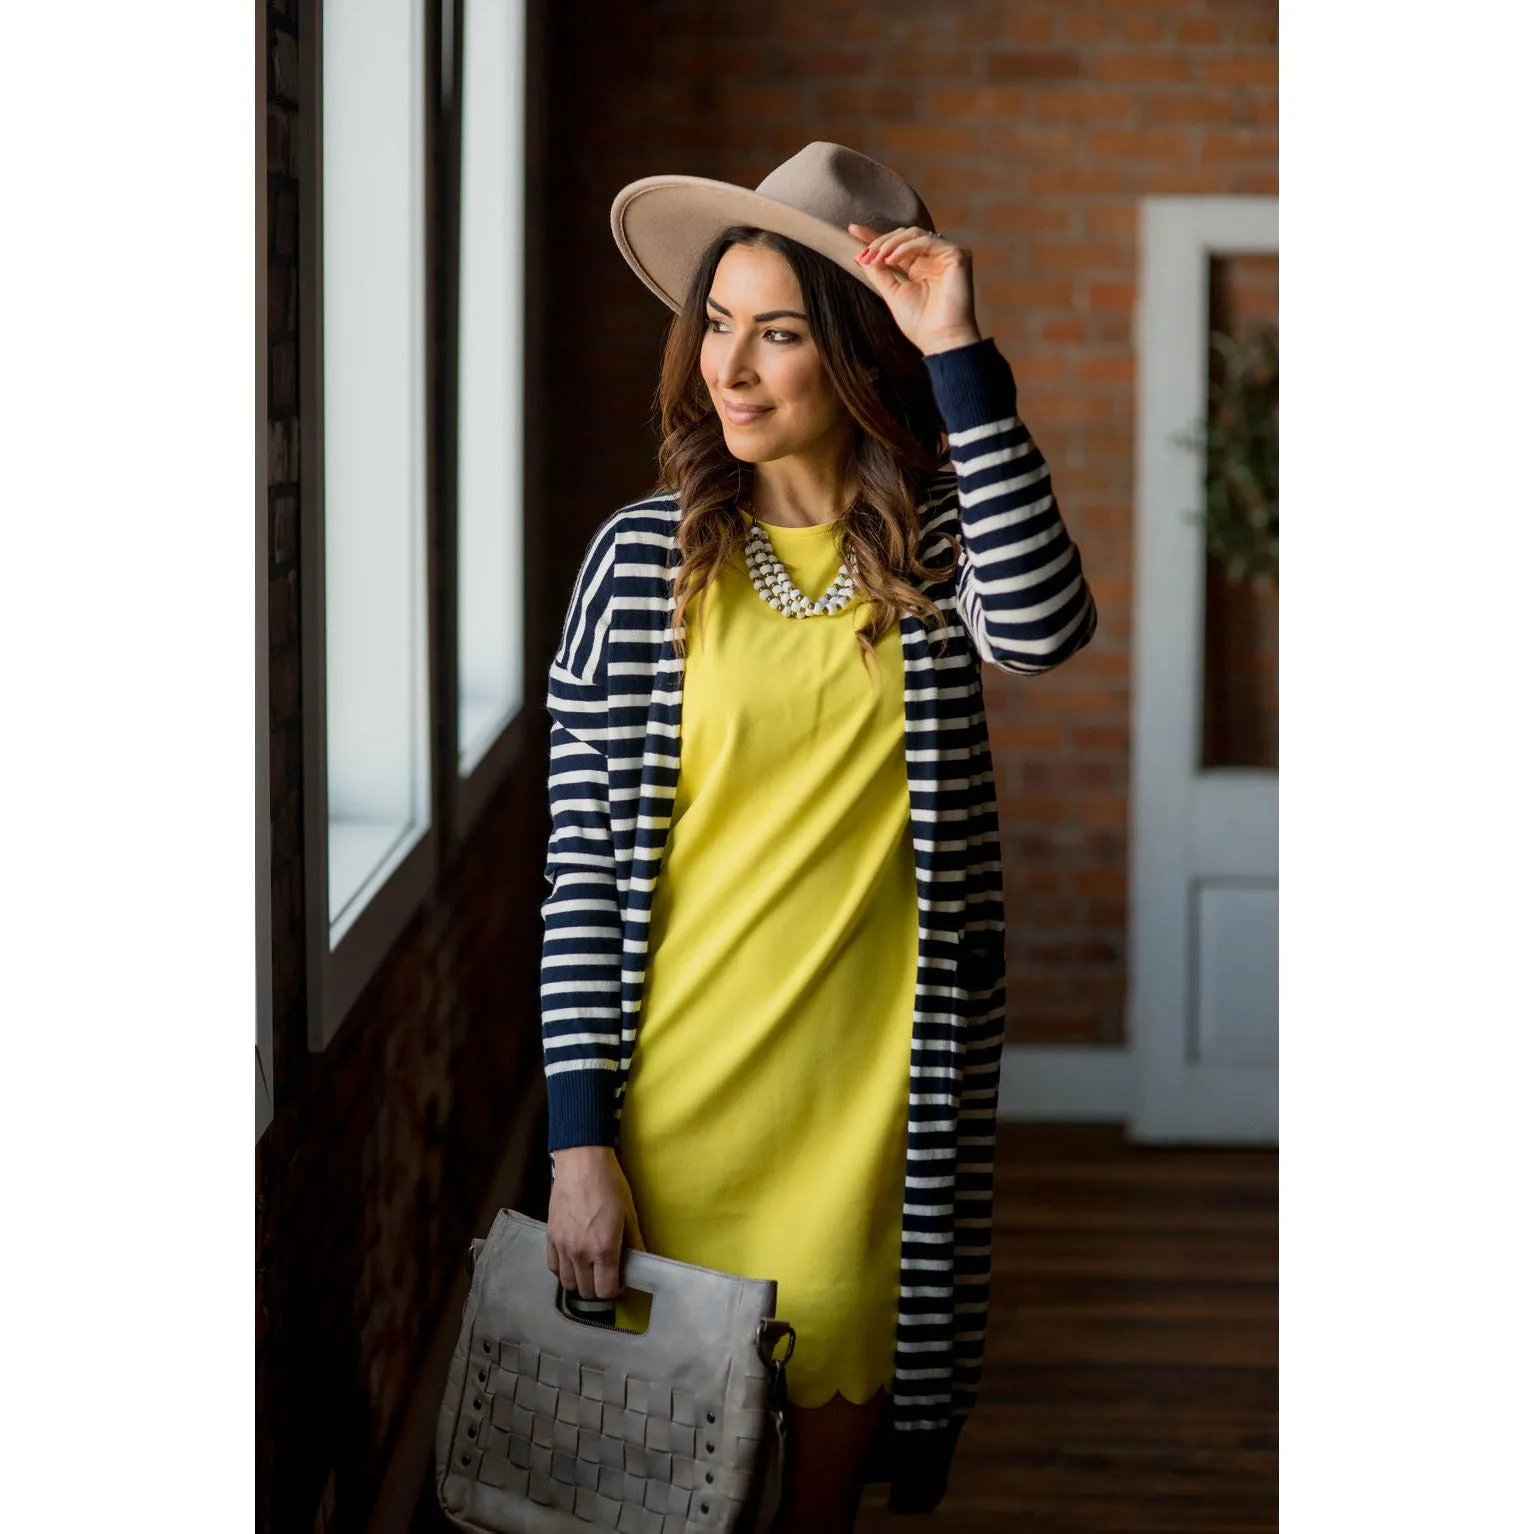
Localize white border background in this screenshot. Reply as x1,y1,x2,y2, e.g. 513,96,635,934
2,1,1533,1527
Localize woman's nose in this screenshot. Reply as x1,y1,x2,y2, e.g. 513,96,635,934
717,336,757,387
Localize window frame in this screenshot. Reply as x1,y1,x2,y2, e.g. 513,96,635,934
296,0,440,1051
256,0,274,1142
441,0,533,849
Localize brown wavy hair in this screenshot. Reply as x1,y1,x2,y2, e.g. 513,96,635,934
645,226,960,668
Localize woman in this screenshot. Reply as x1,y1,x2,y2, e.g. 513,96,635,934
540,143,1095,1532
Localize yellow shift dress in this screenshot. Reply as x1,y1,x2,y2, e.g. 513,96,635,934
611,512,919,1409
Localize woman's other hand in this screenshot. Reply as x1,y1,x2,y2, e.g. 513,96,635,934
546,1145,646,1300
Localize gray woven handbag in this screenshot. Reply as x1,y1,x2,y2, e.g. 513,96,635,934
436,1209,796,1534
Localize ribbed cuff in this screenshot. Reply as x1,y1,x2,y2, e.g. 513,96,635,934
922,335,1019,435
546,1069,617,1152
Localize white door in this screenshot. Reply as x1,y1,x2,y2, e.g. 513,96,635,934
1128,197,1278,1145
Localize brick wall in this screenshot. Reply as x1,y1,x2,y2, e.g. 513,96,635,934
541,0,1278,1046
257,4,551,1532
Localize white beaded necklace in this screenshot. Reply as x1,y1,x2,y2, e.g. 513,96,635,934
742,509,860,619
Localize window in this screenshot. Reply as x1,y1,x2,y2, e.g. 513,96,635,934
453,0,529,813
300,0,437,1049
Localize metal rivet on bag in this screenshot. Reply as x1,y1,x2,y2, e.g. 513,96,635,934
705,1472,713,1484
460,1454,470,1466
468,1425,477,1438
706,1441,714,1454
473,1398,483,1410
478,1369,487,1382
701,1504,709,1514
706,1411,715,1423
482,1340,491,1353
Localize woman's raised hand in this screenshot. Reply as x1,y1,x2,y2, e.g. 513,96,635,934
847,220,983,359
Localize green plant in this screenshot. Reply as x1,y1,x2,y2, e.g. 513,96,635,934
1174,323,1279,584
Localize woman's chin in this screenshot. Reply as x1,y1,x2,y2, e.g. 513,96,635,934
722,436,777,463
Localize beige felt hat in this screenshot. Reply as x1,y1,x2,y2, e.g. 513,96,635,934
609,140,938,314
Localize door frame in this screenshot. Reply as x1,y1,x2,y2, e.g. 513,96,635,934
1128,196,1279,1144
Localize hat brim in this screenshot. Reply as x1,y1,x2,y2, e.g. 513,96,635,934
610,174,900,315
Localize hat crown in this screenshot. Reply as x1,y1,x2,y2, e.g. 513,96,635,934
754,141,933,236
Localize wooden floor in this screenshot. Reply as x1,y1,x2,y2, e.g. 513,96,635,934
857,1123,1278,1533
411,1122,1277,1533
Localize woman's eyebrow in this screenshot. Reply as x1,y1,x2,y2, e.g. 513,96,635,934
706,297,807,322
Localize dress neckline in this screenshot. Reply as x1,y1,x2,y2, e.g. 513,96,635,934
744,510,840,536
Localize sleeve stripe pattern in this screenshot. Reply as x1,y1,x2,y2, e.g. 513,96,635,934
925,340,1098,674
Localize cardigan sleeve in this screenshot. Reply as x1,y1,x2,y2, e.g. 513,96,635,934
540,519,623,1151
923,337,1097,673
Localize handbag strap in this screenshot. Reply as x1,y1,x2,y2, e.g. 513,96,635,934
751,1320,795,1533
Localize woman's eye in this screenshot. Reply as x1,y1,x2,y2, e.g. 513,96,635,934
706,320,797,343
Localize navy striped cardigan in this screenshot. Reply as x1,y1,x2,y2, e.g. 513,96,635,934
539,337,1095,1513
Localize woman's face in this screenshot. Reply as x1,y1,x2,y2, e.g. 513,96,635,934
699,243,851,466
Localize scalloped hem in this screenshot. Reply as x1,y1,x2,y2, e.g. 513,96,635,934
785,1377,895,1411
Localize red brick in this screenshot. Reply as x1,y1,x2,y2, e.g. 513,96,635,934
1084,206,1138,239
1094,53,1191,82
1040,316,1086,344
803,50,874,77
819,87,918,119
1031,167,1128,196
1054,463,1120,498
1032,89,1137,121
1088,282,1136,310
775,11,825,44
984,203,1076,232
1202,57,1279,88
1018,391,1118,425
1091,128,1189,161
1143,92,1247,125
922,163,1021,196
930,86,1027,117
1064,13,1163,45
956,9,1057,44
1002,13,1058,45
1073,725,1132,755
990,722,1066,753
833,11,886,46
990,279,1075,309
1066,647,1132,682
1013,354,1067,384
1202,131,1279,163
1080,793,1129,829
1032,241,1128,274
1076,868,1128,898
887,49,974,78
1231,17,1281,47
1139,167,1231,193
1010,685,1123,719
982,124,1081,160
1077,354,1135,384
727,88,804,119
1176,18,1223,45
1009,1012,1105,1045
1014,794,1072,823
880,123,978,156
987,51,1083,81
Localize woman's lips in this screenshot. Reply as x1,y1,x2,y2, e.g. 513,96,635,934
722,402,774,424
